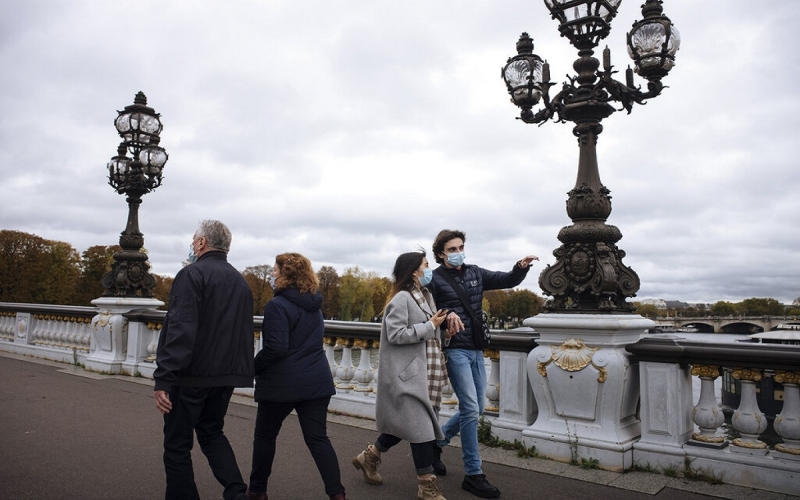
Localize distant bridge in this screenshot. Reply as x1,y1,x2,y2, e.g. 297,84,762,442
651,315,800,334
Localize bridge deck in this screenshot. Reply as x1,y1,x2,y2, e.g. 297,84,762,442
0,353,789,500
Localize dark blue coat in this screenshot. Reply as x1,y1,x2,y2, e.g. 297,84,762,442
427,263,529,350
154,251,255,392
254,287,335,402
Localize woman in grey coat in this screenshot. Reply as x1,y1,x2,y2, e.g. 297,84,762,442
351,250,452,500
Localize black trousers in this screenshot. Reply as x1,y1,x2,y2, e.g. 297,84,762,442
249,396,345,497
376,433,435,475
162,386,246,500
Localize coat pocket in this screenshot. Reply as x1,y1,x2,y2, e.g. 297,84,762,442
398,356,425,382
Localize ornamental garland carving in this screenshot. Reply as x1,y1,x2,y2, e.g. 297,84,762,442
732,368,763,382
485,349,500,361
774,371,800,385
537,338,607,383
775,443,800,455
691,433,725,444
335,337,354,348
690,365,720,379
732,438,767,449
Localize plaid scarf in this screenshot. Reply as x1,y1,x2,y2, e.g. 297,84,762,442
410,286,448,411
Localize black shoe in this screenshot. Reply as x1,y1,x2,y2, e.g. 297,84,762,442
432,443,447,476
462,474,500,498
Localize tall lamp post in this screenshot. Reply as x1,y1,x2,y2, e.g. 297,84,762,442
102,91,168,297
87,91,167,375
497,0,680,471
502,0,679,312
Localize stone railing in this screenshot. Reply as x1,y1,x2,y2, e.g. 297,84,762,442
0,303,97,366
320,319,538,428
1,302,799,495
627,335,800,495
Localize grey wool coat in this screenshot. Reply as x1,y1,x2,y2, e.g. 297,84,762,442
375,289,445,443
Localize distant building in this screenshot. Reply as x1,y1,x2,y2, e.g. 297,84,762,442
639,299,667,309
664,300,690,310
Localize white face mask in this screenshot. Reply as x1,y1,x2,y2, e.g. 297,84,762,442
269,275,277,289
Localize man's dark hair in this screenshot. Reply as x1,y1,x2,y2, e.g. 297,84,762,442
432,229,466,265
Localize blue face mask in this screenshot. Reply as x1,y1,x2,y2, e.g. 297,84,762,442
187,245,198,264
418,268,433,287
446,251,466,267
269,276,277,289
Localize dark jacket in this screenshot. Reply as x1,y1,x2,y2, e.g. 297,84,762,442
427,263,529,350
254,286,335,403
154,251,255,392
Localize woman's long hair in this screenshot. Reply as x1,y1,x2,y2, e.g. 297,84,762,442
386,251,426,308
274,252,318,294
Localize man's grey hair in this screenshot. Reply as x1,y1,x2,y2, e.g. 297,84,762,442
195,220,232,253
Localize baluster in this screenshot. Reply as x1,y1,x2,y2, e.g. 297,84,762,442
54,316,64,347
335,338,356,392
80,318,92,352
352,339,375,395
67,317,78,347
730,367,768,454
145,322,160,360
43,315,55,346
485,349,500,413
41,315,52,346
0,312,13,340
51,316,59,346
31,314,43,345
689,364,726,447
324,336,338,378
773,371,800,459
370,340,379,399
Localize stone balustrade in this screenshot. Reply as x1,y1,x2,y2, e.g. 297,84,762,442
628,335,800,494
1,302,799,495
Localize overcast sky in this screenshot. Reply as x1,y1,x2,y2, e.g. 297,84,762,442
2,1,798,305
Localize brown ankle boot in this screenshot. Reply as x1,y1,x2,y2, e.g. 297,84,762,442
417,473,446,500
351,443,383,485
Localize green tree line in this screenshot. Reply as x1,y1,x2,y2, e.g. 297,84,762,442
0,229,543,325
634,298,800,320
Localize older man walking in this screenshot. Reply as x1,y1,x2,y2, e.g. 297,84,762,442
154,220,254,500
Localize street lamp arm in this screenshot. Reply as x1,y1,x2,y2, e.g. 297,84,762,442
600,66,665,114
518,83,571,126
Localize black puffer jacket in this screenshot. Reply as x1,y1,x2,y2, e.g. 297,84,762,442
254,287,335,403
427,263,529,350
154,251,255,392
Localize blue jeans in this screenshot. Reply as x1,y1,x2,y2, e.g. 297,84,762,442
437,348,486,476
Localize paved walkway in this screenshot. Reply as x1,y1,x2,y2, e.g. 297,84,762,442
0,353,795,500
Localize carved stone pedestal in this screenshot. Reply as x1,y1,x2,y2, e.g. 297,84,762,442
522,313,652,471
86,297,163,374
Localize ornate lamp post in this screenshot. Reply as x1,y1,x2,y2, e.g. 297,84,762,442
500,1,680,471
502,0,679,312
101,91,168,297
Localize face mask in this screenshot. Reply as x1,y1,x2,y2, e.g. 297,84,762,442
446,251,466,267
187,245,198,264
418,268,433,287
269,276,277,289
